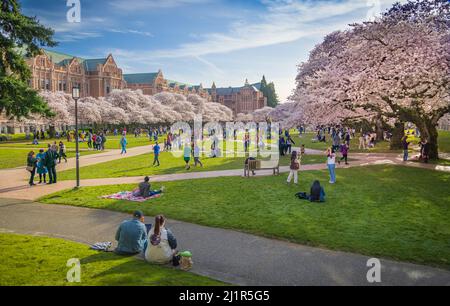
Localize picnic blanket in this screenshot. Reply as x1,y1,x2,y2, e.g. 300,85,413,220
90,242,112,252
101,191,162,202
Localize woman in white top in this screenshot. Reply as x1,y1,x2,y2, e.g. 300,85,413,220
145,215,177,264
326,148,336,184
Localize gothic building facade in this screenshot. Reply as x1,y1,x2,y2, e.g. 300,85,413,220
1,49,269,134
25,49,126,98
208,80,267,115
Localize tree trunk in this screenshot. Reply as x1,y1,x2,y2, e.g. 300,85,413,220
416,120,439,160
48,126,56,138
375,117,384,141
390,122,404,150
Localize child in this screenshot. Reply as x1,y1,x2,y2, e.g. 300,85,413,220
287,151,300,185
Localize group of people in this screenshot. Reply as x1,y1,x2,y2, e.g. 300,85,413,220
402,136,431,163
115,176,177,263
358,132,377,150
115,210,178,265
279,129,296,156
26,141,67,186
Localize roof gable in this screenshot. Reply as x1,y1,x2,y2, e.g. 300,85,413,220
124,73,159,84
84,58,108,71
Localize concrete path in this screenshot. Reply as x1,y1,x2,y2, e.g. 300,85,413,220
0,198,448,286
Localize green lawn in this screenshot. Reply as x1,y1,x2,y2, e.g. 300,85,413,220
0,147,100,169
0,233,224,286
0,135,166,169
56,152,327,180
0,135,159,150
41,165,450,268
292,131,450,154
438,131,450,153
291,132,397,153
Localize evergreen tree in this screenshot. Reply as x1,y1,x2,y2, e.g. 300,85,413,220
259,75,279,107
0,0,57,118
266,82,279,107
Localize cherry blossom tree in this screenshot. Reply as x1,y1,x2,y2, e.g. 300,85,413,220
291,0,450,159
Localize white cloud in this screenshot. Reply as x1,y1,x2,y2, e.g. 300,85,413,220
149,0,406,58
110,0,211,11
110,29,154,37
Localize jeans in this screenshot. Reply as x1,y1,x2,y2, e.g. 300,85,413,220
29,167,36,185
328,164,336,183
48,166,57,183
121,145,127,154
287,170,298,184
403,150,408,161
153,154,160,166
194,157,203,167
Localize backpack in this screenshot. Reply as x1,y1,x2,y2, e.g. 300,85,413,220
295,192,309,200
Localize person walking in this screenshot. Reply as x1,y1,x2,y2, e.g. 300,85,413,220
101,133,107,151
184,142,192,170
326,148,337,184
95,134,102,151
87,132,93,149
26,151,37,187
338,143,349,165
120,135,128,155
58,141,67,163
193,143,203,167
420,139,430,163
402,135,410,162
358,133,366,150
44,144,59,184
287,151,300,185
153,142,161,166
36,149,47,184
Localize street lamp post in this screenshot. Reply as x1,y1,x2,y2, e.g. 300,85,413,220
72,86,80,188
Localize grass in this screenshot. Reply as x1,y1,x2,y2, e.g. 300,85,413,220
291,132,397,153
0,233,224,286
438,131,450,153
56,152,328,180
292,131,450,154
0,147,99,169
0,135,166,169
41,165,450,268
0,135,159,150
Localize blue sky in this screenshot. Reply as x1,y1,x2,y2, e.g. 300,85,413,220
21,0,405,101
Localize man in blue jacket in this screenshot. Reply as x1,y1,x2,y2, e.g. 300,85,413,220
115,211,148,255
153,142,161,166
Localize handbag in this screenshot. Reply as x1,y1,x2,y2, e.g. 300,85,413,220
26,166,34,172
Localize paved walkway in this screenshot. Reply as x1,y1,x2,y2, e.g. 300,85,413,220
1,148,449,200
0,198,448,286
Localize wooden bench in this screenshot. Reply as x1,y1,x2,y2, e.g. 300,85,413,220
244,159,280,177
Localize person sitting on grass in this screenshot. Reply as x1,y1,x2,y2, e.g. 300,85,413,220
309,180,326,202
145,215,178,264
132,176,164,198
115,210,148,255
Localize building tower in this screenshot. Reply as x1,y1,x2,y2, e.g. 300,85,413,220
211,82,217,102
